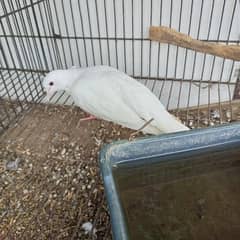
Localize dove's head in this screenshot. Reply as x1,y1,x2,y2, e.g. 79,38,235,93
43,69,76,100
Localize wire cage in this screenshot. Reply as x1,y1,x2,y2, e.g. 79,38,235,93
1,1,240,239
1,0,240,134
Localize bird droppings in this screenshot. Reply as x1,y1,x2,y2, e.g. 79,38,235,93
82,222,97,236
5,157,21,171
0,102,240,239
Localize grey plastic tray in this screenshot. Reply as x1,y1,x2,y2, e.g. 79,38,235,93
100,123,240,240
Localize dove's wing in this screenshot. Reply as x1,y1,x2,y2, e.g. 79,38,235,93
70,67,188,134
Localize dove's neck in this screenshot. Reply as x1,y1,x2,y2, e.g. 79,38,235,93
64,77,76,91
64,69,84,92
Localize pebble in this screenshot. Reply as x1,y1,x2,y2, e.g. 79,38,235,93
23,189,28,194
203,119,209,125
79,173,84,179
26,150,31,156
209,121,215,126
72,178,77,183
61,148,66,155
226,110,231,119
188,120,194,127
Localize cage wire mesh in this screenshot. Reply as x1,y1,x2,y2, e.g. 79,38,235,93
1,0,240,134
1,0,240,239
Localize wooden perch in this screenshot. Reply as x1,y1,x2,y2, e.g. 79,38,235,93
149,26,240,61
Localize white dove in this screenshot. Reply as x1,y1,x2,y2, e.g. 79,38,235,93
43,66,189,135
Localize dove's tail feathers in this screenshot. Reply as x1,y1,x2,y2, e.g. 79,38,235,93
161,114,189,133
143,111,189,135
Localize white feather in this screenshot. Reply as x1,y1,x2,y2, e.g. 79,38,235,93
43,66,189,135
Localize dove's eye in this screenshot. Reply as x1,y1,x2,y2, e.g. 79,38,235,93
49,82,54,86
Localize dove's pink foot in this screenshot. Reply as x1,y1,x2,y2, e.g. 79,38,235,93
79,115,97,122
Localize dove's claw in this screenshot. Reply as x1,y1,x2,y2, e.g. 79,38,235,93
79,115,97,122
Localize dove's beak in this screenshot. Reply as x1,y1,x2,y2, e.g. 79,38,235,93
44,87,55,102
45,92,51,102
